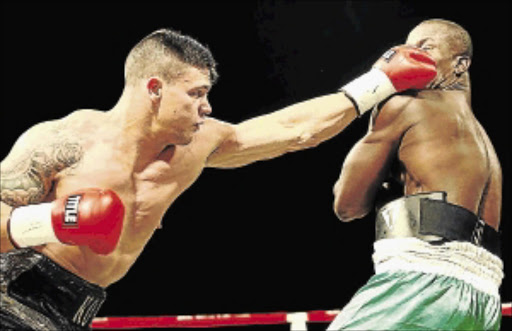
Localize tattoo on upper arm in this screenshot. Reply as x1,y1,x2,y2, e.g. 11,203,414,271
1,142,83,207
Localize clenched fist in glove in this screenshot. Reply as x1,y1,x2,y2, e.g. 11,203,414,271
342,45,437,116
8,188,124,255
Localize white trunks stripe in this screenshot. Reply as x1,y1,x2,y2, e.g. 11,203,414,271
372,238,504,298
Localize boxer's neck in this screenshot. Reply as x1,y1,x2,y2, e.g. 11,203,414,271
107,88,177,169
441,73,471,104
430,71,471,98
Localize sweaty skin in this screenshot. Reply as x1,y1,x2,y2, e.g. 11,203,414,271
333,90,501,230
0,66,357,287
333,21,502,231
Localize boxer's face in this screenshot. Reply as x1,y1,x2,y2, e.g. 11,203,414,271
157,67,212,145
406,23,458,88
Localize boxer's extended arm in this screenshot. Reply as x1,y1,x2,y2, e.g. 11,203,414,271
206,46,436,169
0,121,83,252
332,96,414,221
206,93,357,168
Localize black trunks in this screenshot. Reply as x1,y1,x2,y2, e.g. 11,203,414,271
0,248,106,330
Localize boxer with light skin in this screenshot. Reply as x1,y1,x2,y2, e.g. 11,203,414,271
329,19,503,330
0,29,435,329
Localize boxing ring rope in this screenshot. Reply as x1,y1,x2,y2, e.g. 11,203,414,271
92,304,511,329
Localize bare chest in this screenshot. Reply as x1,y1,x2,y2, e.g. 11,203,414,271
53,144,207,244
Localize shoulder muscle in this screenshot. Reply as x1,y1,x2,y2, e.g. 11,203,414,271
368,94,419,143
198,118,236,167
1,119,84,206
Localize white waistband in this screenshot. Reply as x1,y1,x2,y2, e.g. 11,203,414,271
372,238,504,298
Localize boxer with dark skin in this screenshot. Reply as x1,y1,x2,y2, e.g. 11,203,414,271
334,20,501,228
330,19,503,330
0,29,436,329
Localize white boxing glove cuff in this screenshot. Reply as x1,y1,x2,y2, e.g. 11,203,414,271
8,203,60,248
341,68,397,116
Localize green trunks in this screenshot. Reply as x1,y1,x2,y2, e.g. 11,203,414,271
327,269,501,330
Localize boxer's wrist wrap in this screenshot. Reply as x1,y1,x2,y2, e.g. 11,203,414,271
8,203,60,248
341,68,396,116
6,208,19,249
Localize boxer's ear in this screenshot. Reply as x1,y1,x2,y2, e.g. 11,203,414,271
147,77,162,100
147,77,163,113
454,55,471,76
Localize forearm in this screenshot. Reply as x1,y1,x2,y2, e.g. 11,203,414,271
1,201,15,252
208,92,358,168
333,172,375,222
333,163,375,222
332,137,396,222
265,92,358,150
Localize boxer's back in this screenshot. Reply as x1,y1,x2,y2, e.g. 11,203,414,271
392,90,502,229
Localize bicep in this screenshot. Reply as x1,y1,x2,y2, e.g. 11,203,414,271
0,122,81,206
1,130,52,206
206,116,298,168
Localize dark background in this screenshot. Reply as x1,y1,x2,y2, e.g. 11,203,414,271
2,1,510,329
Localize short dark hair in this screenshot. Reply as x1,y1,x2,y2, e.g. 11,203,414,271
125,28,218,85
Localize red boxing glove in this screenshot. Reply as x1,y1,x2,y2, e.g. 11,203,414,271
374,46,437,91
8,188,125,255
51,188,125,254
341,45,437,116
